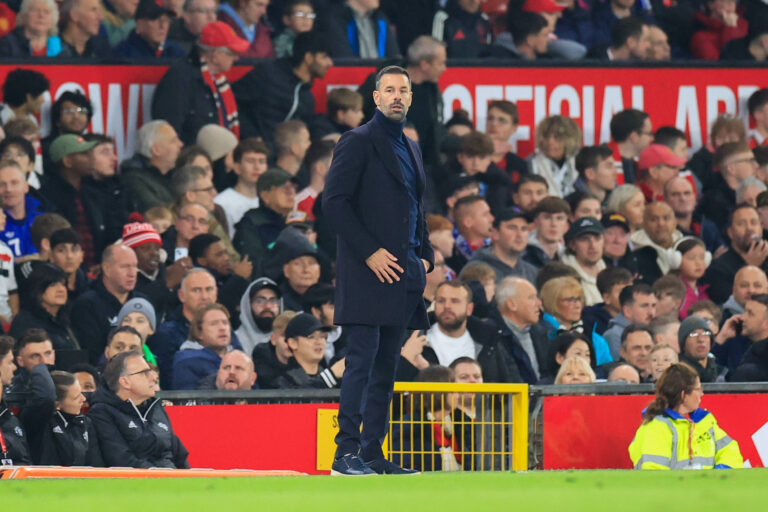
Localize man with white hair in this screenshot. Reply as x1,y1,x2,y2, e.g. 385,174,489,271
153,21,249,145
491,276,548,384
736,176,767,207
120,120,184,212
59,0,112,57
168,0,218,53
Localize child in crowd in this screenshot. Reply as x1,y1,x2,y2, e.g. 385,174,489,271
652,274,686,318
672,237,711,317
0,135,37,188
144,206,174,235
214,138,269,237
648,344,678,382
326,88,364,133
274,0,316,58
117,297,158,365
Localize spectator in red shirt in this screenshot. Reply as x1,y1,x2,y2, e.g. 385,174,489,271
691,0,748,60
295,140,334,221
217,0,273,58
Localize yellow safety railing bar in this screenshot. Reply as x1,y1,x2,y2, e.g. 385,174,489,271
388,382,529,471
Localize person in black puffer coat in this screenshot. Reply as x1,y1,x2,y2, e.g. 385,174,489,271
88,351,189,468
0,336,32,465
20,367,103,466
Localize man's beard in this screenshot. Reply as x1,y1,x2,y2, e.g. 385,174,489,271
254,315,275,332
438,314,467,332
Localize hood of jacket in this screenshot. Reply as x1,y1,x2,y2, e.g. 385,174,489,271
722,295,744,315
629,228,683,274
236,277,283,351
606,312,629,331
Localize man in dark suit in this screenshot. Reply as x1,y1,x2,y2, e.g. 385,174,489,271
323,65,435,476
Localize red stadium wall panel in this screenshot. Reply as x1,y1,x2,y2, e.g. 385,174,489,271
542,394,768,469
1,64,767,160
165,403,339,475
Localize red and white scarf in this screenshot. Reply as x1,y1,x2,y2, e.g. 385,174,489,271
200,56,240,139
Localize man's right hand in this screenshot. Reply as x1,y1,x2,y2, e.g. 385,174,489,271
401,330,429,369
366,248,404,284
165,257,192,288
744,240,768,267
715,314,744,345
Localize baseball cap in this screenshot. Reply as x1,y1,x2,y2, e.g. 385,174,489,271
602,212,630,232
637,144,686,171
50,134,98,163
285,312,333,339
135,0,175,19
565,217,604,242
249,277,282,300
522,0,566,13
257,168,294,194
199,21,250,53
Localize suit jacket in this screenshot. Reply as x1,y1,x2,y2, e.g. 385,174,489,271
323,112,434,328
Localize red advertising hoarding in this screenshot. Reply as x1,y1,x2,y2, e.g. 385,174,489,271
542,394,768,469
1,64,766,160
165,402,338,475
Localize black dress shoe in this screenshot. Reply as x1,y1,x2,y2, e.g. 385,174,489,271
331,453,377,476
365,458,421,475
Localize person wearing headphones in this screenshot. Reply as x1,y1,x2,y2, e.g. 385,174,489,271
666,236,712,317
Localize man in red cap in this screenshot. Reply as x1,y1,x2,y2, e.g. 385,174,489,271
152,20,249,145
636,143,686,203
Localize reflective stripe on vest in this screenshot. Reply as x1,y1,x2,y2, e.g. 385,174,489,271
634,454,671,469
715,433,734,452
658,416,716,469
657,416,679,467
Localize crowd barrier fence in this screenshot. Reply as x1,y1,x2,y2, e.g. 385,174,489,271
155,382,768,473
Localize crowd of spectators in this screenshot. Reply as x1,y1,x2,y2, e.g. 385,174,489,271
0,0,767,470
0,0,765,61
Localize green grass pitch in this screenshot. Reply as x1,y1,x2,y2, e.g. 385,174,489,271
3,470,767,511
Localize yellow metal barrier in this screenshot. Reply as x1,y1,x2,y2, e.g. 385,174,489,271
387,382,528,472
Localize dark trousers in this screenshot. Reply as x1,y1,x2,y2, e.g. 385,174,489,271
335,291,423,460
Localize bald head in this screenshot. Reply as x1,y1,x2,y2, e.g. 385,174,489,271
607,363,640,384
215,350,256,390
733,265,768,306
643,201,677,248
102,244,138,295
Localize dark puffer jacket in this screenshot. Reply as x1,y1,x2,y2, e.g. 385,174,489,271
20,364,103,466
0,400,31,465
232,58,316,147
87,386,189,468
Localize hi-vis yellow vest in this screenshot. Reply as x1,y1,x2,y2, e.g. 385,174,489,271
629,408,743,470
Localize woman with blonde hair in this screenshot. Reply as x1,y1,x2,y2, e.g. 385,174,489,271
0,0,61,56
629,363,742,470
554,356,596,384
527,115,581,198
540,276,612,365
606,184,646,232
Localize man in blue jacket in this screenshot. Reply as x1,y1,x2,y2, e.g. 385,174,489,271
0,160,43,259
323,65,434,475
